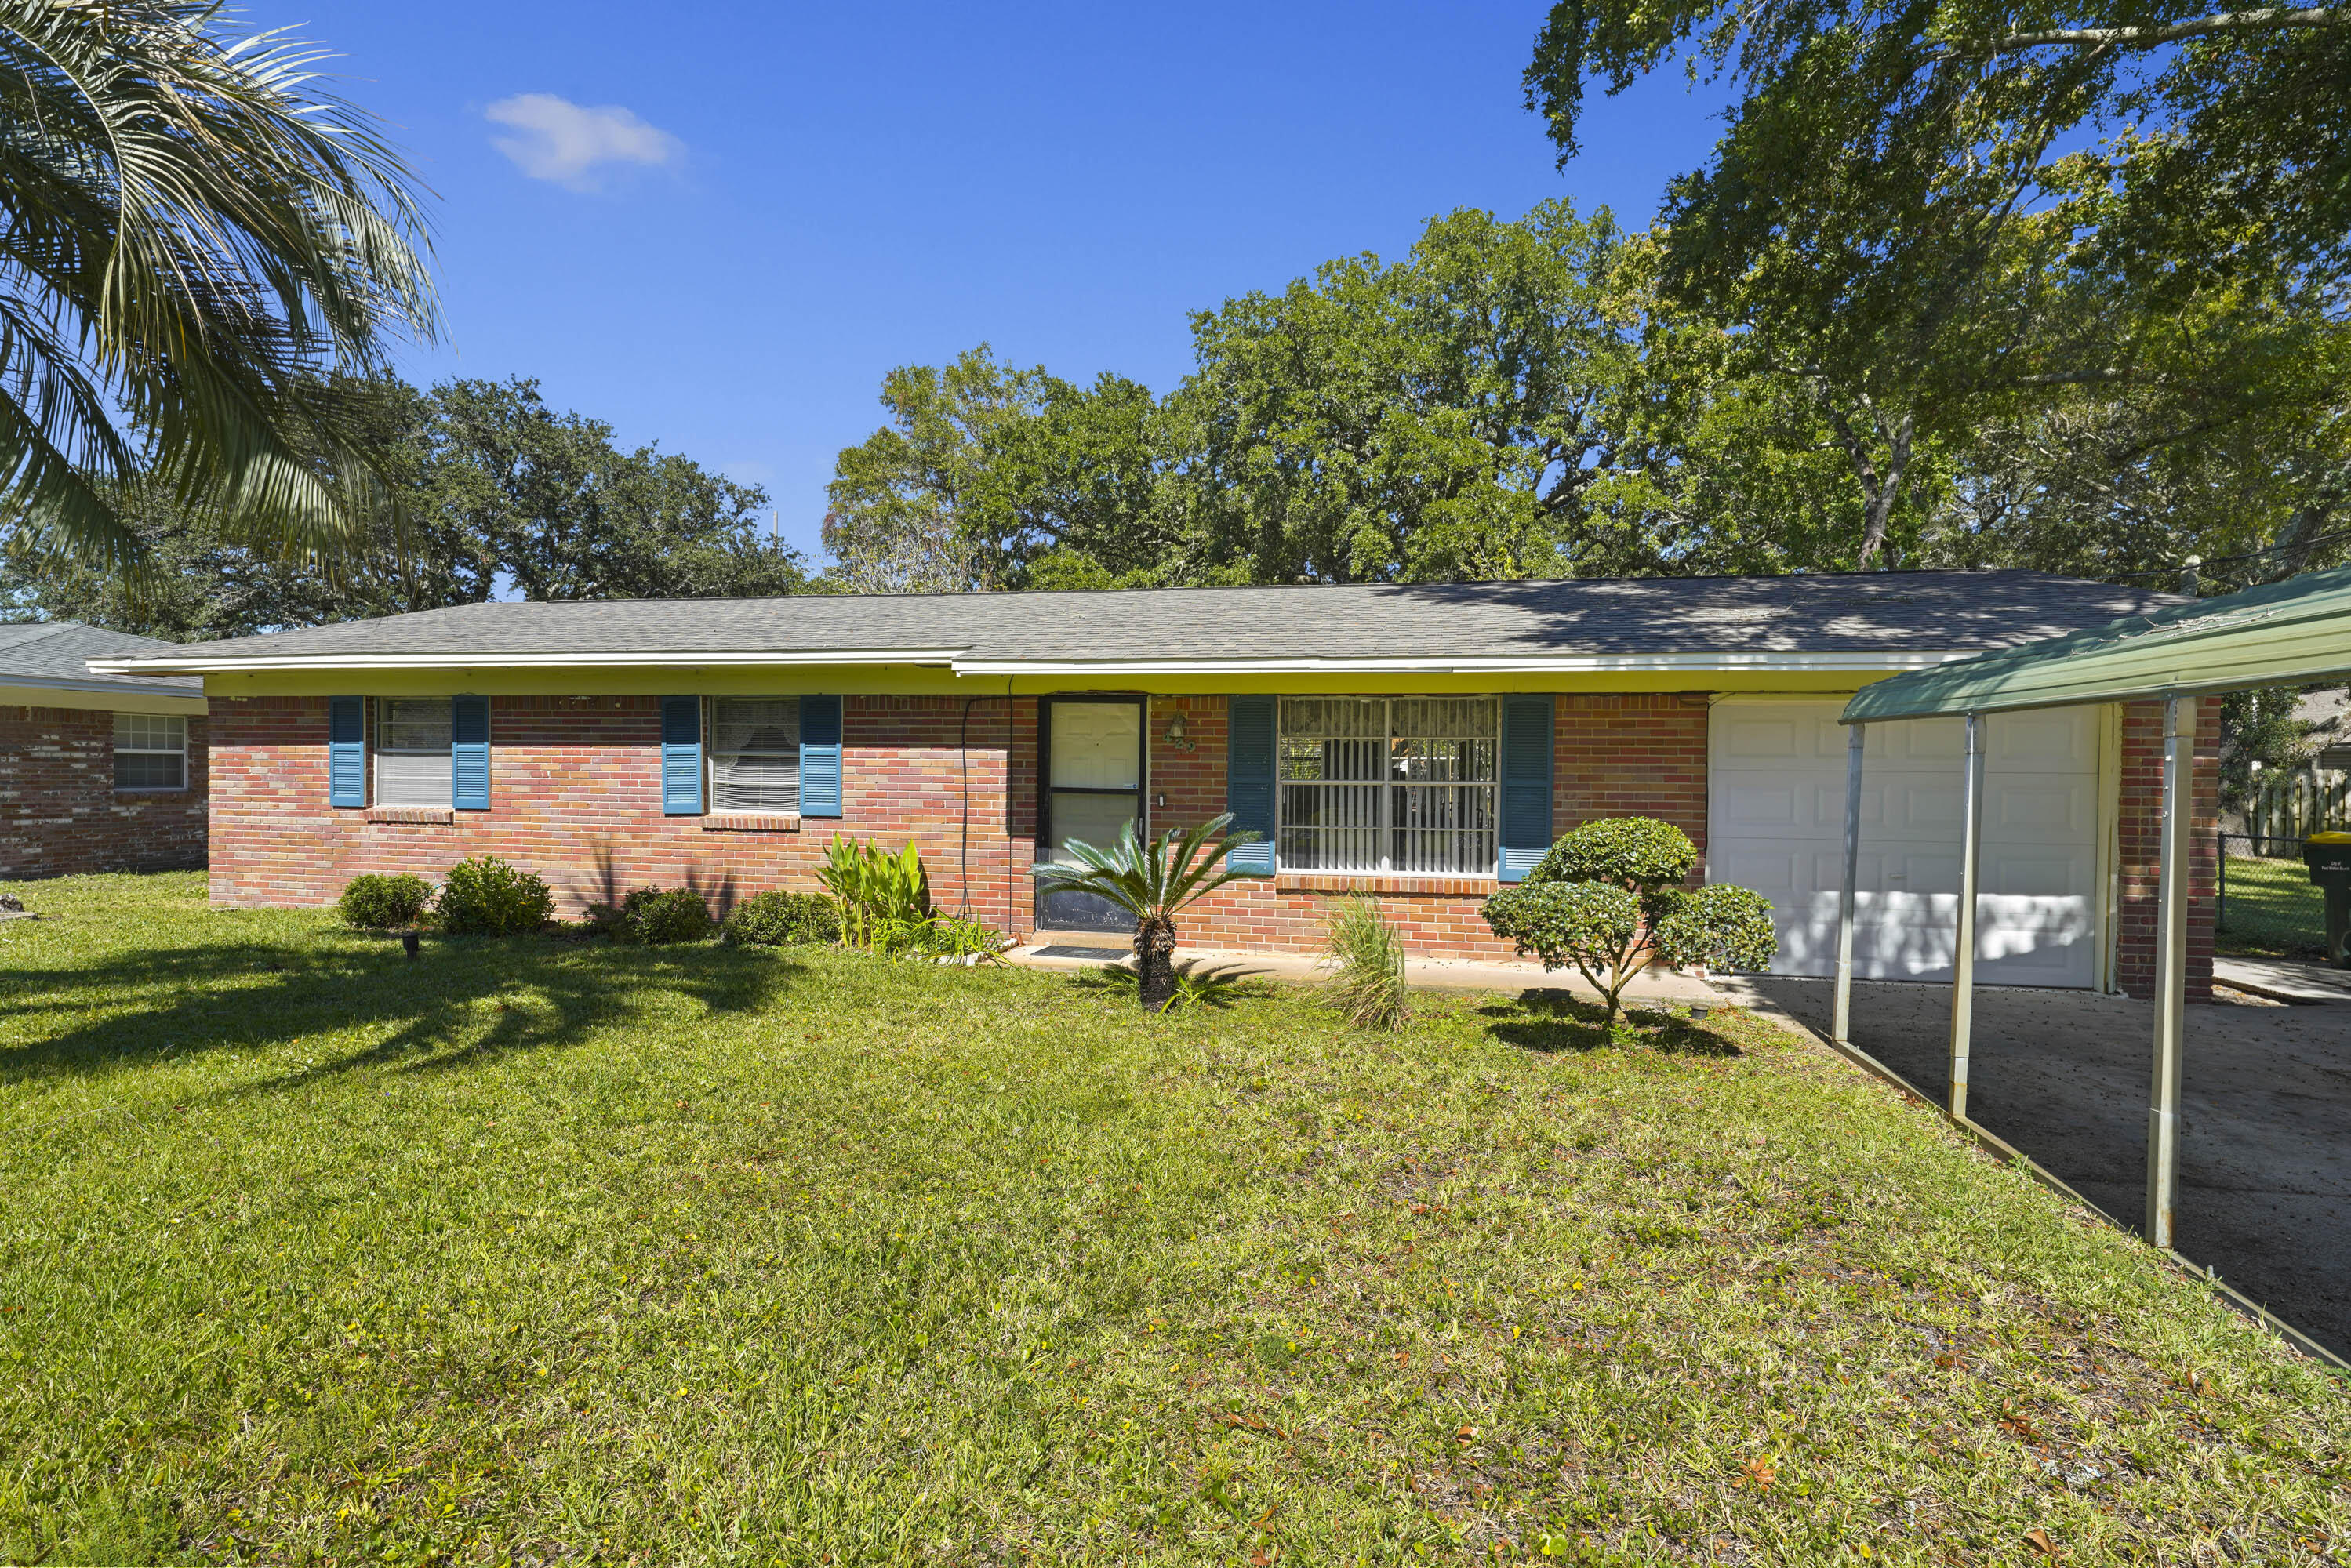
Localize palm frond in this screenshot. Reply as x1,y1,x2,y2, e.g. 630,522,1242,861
0,0,437,572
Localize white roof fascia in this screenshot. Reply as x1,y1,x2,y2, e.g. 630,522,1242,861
88,648,971,676
90,647,1971,679
948,651,1968,676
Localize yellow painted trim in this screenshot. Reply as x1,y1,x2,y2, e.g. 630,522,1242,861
0,681,206,717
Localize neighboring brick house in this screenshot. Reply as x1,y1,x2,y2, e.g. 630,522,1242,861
1,621,208,880
95,572,2215,997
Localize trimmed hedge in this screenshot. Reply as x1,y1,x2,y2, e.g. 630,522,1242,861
722,891,840,947
436,857,554,935
337,873,432,930
616,887,714,946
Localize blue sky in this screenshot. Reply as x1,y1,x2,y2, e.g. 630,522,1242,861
255,2,1730,561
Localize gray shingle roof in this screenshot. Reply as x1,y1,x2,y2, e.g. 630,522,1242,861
94,572,2182,671
0,621,203,694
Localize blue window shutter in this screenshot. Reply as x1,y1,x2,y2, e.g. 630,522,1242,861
452,695,491,811
328,696,366,808
800,695,841,817
1497,694,1555,881
660,696,703,815
1226,695,1276,875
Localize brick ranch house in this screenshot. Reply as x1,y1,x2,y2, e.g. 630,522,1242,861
94,572,2215,998
2,621,207,880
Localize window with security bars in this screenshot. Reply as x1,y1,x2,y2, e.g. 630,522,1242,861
376,699,452,806
710,698,800,813
112,713,187,790
1277,698,1498,875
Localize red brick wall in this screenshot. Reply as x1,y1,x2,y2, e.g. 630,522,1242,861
1140,695,1714,960
0,705,208,879
2117,697,2219,1003
1556,694,1710,868
209,688,2218,987
207,695,1019,921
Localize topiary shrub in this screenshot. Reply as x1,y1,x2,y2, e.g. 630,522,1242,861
337,872,432,929
435,856,554,935
616,886,714,945
1525,816,1697,891
722,889,841,947
1483,815,1777,1022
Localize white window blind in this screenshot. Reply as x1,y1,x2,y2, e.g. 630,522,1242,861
112,713,187,790
1277,697,1497,875
376,699,453,807
710,698,800,813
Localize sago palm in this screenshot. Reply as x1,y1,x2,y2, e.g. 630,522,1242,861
1036,812,1256,1012
0,0,437,575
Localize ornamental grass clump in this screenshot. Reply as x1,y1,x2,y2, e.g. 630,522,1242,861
1322,896,1410,1032
1481,816,1777,1022
336,873,431,930
434,857,554,936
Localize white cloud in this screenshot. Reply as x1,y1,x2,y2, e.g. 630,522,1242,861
485,93,683,192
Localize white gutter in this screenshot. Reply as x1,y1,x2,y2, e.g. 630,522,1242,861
91,647,1971,679
89,648,970,675
949,651,1967,676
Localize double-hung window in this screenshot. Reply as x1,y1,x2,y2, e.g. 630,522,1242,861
1277,698,1497,875
710,698,800,814
112,713,187,790
376,699,454,806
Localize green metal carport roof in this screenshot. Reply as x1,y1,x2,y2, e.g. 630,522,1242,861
1826,564,2351,1292
1844,563,2351,724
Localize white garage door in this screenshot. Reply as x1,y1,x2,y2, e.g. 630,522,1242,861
1707,700,2103,987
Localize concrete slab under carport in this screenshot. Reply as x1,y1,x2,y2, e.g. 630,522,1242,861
1730,975,2351,1359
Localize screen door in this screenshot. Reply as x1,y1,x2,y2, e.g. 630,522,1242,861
1036,698,1144,933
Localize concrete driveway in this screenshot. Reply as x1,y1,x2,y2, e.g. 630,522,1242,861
1731,975,2351,1359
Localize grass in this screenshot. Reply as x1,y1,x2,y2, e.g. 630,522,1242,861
3,872,2347,1566
2218,852,2329,958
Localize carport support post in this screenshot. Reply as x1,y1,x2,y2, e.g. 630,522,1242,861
1948,712,1987,1120
2146,694,2197,1249
1832,722,1865,1044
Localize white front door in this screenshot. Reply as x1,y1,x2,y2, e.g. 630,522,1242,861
1706,700,2103,987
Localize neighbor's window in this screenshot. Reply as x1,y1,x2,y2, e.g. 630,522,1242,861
376,699,453,807
112,713,187,790
710,697,800,814
1277,698,1496,875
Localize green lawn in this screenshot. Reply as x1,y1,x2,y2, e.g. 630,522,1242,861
3,873,2346,1566
2219,852,2330,959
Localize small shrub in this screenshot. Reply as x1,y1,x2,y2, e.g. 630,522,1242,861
1322,895,1409,1031
819,836,930,949
616,887,714,946
915,913,1009,960
338,873,431,929
868,911,1008,960
722,890,840,947
1483,815,1778,1021
1527,817,1697,891
435,856,554,935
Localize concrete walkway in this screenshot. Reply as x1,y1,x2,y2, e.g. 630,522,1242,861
1739,975,2351,1359
1005,940,1721,1003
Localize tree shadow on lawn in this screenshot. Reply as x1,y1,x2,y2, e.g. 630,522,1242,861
1481,989,1742,1058
0,931,801,1087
